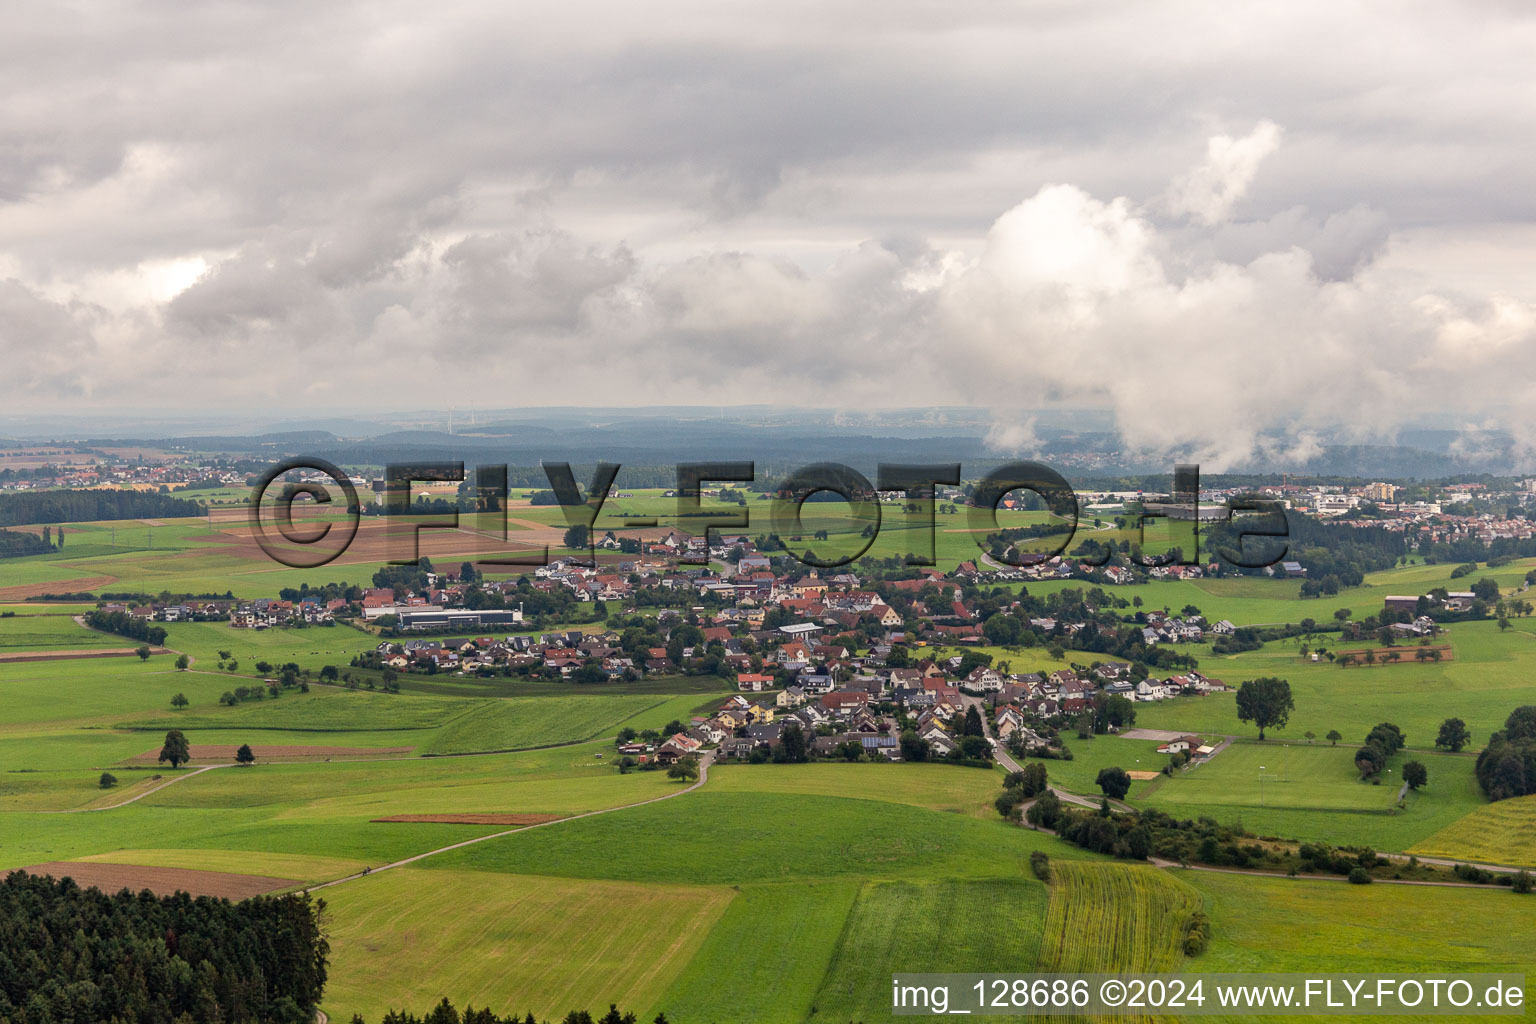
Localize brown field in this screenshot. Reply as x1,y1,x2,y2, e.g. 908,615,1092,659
1127,770,1161,780
1333,644,1454,664
127,743,414,764
9,862,297,899
370,812,566,825
0,575,118,602
0,646,170,664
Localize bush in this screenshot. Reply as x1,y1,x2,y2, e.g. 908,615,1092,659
98,772,117,789
1029,851,1050,882
1347,867,1372,884
1513,871,1532,895
1182,911,1210,955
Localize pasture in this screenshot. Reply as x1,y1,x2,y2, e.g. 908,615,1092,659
1135,741,1486,850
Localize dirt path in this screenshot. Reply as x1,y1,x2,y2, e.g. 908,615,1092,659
307,753,715,893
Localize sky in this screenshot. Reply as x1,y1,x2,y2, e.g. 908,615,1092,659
2,0,1536,467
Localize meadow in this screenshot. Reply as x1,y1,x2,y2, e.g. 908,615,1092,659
1132,618,1536,748
1134,740,1486,850
1182,871,1534,1022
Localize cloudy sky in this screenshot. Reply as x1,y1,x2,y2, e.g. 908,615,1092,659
3,0,1536,465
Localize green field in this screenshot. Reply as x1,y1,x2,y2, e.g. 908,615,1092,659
0,612,120,649
5,505,1536,1021
1409,794,1536,867
1182,870,1534,1022
1037,861,1201,974
810,879,1049,1023
320,869,733,1022
1133,618,1536,748
1136,741,1486,850
656,881,860,1023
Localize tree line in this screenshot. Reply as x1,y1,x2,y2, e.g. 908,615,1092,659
1476,706,1536,801
358,998,677,1023
84,608,168,646
0,872,327,1024
0,526,56,559
0,488,204,526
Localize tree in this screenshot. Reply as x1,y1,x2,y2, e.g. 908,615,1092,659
563,524,590,550
1095,766,1132,800
1092,692,1137,734
1326,729,1343,746
1304,730,1316,744
898,729,929,762
1355,743,1386,778
174,654,190,670
1235,677,1294,740
170,692,188,709
1018,761,1049,797
135,645,151,661
1472,577,1501,602
98,772,117,789
1026,790,1062,828
158,729,190,769
1436,717,1471,753
667,755,700,782
780,723,809,763
963,705,985,737
1402,760,1427,790
235,743,256,765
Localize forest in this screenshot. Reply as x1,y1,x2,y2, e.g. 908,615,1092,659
0,873,328,1024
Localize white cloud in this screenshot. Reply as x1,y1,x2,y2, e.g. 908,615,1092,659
3,1,1536,468
1168,121,1282,225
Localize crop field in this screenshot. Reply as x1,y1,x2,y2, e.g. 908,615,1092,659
809,879,1050,1023
656,880,861,1023
320,868,734,1023
1409,794,1536,867
1037,862,1201,975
